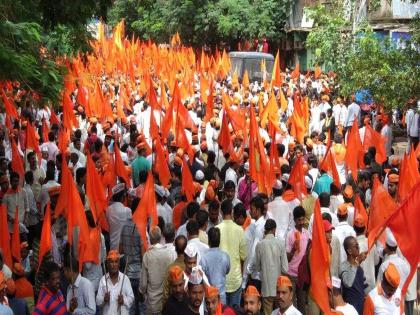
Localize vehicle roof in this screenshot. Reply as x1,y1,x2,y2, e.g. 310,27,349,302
228,51,274,60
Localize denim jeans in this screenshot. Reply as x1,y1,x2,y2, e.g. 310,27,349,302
226,286,242,308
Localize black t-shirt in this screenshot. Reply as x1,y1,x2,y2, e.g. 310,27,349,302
162,295,189,315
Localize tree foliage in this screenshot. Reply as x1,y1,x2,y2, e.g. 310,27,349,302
107,0,293,47
0,0,111,106
306,5,420,110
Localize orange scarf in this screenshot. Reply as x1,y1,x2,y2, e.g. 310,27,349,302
242,216,252,231
282,190,297,202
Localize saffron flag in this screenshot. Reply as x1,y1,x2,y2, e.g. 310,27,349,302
38,203,52,271
309,200,334,315
11,139,24,179
0,205,12,268
384,182,420,297
114,145,131,188
367,177,397,249
133,171,157,250
11,210,21,262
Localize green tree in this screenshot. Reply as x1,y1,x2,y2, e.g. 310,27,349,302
0,0,111,106
107,0,293,47
306,5,420,109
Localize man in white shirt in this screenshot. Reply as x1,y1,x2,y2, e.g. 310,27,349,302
345,96,360,130
308,192,338,237
353,215,379,293
267,180,296,240
64,256,96,315
405,103,419,149
334,204,356,263
186,220,209,264
271,276,302,315
96,250,134,315
106,184,132,250
377,228,410,290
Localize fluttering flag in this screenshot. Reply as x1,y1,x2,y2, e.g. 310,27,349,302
288,157,307,200
367,177,397,249
204,80,214,123
384,181,420,297
314,65,322,79
353,194,368,227
260,92,279,130
398,151,420,202
26,122,40,153
242,69,250,89
114,145,131,188
271,50,282,88
218,112,232,154
1,89,18,119
0,205,12,268
11,139,24,179
11,210,21,262
290,63,300,80
309,200,334,315
133,171,157,250
319,146,340,189
38,203,52,271
86,153,108,221
363,123,387,164
154,137,171,188
181,158,196,202
345,119,363,182
42,118,50,143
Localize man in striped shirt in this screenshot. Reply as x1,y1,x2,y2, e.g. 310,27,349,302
34,261,68,315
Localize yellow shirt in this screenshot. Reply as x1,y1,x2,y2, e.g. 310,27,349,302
217,219,248,292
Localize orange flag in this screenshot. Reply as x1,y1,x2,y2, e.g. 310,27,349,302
345,120,363,182
367,177,397,249
260,92,279,129
310,200,334,315
288,157,307,200
363,124,387,164
279,88,288,112
314,65,322,79
249,103,271,194
26,122,40,153
114,145,131,188
218,112,232,154
11,210,21,262
55,163,89,245
353,195,368,227
11,139,24,179
62,93,79,130
38,203,52,271
384,181,420,297
50,109,60,126
86,153,108,220
78,226,101,272
290,64,300,80
181,159,195,202
154,137,171,188
149,109,159,140
319,146,340,189
398,153,420,202
242,69,250,89
271,50,282,88
133,171,157,251
42,118,50,143
1,89,18,119
204,80,214,123
0,205,12,268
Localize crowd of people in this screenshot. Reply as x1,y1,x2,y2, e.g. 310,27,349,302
0,23,419,315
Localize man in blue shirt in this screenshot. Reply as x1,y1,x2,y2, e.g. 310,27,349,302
131,143,151,187
200,227,231,304
313,169,333,196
